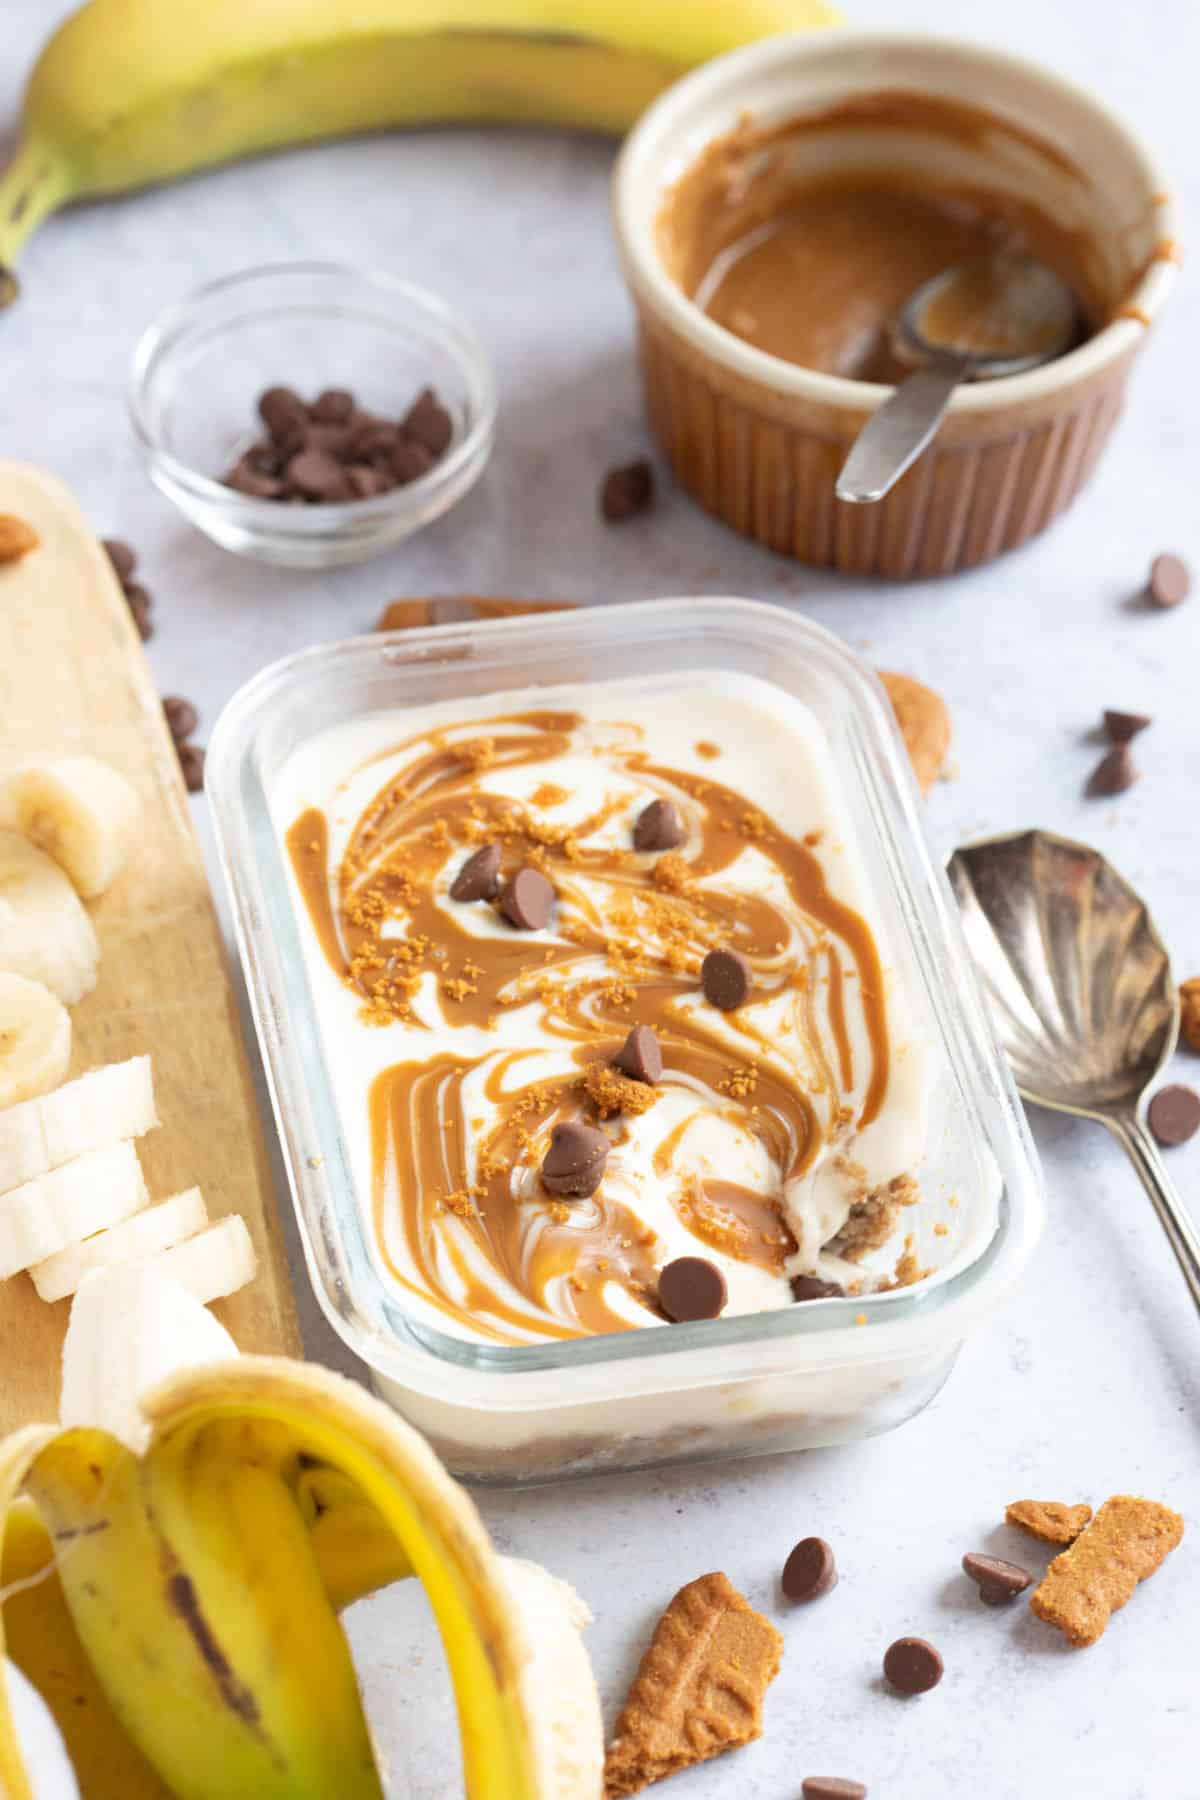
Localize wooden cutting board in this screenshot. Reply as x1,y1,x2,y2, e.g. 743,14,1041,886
0,462,300,1431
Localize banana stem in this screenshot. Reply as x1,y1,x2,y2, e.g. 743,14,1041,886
0,133,70,307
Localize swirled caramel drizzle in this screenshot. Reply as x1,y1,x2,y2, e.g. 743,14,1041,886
286,706,891,1341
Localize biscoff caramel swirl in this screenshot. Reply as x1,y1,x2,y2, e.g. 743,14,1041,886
286,705,890,1342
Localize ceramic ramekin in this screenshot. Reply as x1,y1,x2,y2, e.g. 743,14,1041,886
613,31,1178,578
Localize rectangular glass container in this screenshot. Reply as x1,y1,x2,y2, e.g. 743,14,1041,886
208,597,1044,1484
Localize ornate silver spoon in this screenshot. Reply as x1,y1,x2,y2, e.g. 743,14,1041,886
948,828,1200,1311
836,254,1079,505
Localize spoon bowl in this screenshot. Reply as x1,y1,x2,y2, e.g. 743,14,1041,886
948,829,1200,1311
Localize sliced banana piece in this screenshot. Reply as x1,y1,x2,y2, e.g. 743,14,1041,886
60,1263,238,1452
0,1053,157,1196
30,1185,208,1304
0,972,71,1110
0,756,142,899
497,1557,604,1799
0,1140,149,1281
150,1214,257,1304
0,830,99,1004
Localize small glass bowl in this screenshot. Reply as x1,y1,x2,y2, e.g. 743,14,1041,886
129,263,497,569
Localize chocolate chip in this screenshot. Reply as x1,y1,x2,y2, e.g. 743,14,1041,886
177,742,205,794
882,1637,943,1695
961,1552,1031,1605
1148,1083,1200,1147
701,948,751,1011
346,464,391,499
225,455,286,499
541,1121,608,1197
347,419,397,463
600,458,654,523
402,388,454,458
790,1274,845,1303
782,1536,837,1602
498,866,555,930
1147,551,1191,608
311,387,355,425
123,583,154,641
1086,743,1137,797
614,1024,662,1085
633,798,684,852
286,448,350,502
802,1780,867,1800
102,538,136,581
450,842,501,903
1103,709,1152,742
658,1255,727,1322
258,385,309,442
163,696,199,743
389,437,436,485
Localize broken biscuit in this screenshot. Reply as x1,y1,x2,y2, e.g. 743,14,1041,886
1030,1495,1184,1647
1006,1499,1094,1546
603,1571,782,1797
878,670,952,797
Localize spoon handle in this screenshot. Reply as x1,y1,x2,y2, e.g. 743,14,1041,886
836,354,971,505
1107,1112,1200,1313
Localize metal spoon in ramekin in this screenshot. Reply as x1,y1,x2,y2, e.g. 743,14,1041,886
948,829,1200,1311
836,254,1079,504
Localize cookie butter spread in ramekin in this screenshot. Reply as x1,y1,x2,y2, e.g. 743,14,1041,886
276,670,935,1346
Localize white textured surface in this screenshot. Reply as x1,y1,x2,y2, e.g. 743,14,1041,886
2,2,1198,1796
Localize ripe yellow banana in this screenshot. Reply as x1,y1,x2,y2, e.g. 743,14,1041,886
0,1358,593,1798
0,0,837,302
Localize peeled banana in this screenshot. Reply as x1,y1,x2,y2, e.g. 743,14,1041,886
0,0,837,300
0,1358,602,1797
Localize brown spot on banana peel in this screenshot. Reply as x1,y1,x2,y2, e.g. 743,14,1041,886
166,1570,265,1732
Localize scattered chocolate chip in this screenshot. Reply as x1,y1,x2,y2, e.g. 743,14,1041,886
403,388,454,458
311,387,355,425
389,437,436,486
1086,743,1137,797
163,696,199,743
614,1024,662,1085
177,742,205,794
802,1780,867,1800
601,458,654,523
450,842,501,903
286,447,350,503
658,1255,727,1322
883,1636,943,1695
782,1536,837,1602
123,582,154,641
258,385,309,442
790,1274,845,1303
961,1552,1031,1605
498,866,555,931
541,1121,608,1197
1103,709,1151,743
1148,1084,1200,1148
633,798,684,853
701,948,751,1011
102,538,136,581
1147,551,1191,609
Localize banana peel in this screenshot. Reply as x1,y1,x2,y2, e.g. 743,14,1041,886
0,1358,602,1797
0,0,839,302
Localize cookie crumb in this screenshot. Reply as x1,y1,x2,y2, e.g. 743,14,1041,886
1030,1495,1184,1647
1006,1499,1093,1545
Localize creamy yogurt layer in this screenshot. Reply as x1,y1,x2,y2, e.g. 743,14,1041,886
275,669,935,1346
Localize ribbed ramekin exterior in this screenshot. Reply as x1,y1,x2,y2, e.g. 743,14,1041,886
637,307,1136,578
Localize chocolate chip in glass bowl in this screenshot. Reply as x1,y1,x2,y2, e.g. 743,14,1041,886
541,1121,608,1197
258,385,309,443
633,798,684,852
658,1255,727,1322
450,842,501,903
402,387,454,458
498,866,555,930
286,447,351,503
614,1024,662,1085
701,948,751,1010
389,437,437,486
310,387,355,425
